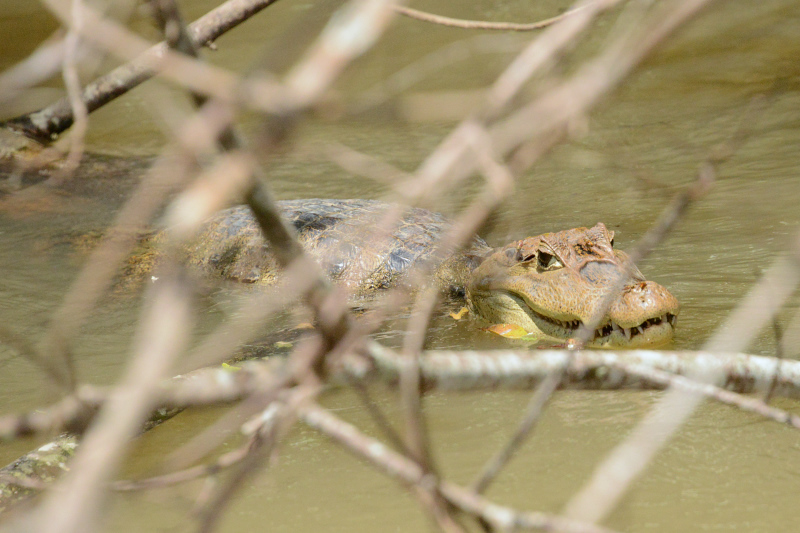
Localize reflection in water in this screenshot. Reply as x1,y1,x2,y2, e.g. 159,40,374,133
1,0,800,531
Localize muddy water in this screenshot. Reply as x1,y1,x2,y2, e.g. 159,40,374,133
1,0,800,531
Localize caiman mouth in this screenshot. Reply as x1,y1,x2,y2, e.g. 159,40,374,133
531,309,678,343
491,290,678,345
470,288,678,347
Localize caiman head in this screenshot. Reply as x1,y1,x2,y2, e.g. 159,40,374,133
466,223,678,347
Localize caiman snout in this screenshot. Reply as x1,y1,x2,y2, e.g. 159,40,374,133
598,279,679,347
612,280,679,325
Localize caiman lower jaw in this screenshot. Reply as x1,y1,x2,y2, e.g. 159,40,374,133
469,290,677,347
527,307,678,347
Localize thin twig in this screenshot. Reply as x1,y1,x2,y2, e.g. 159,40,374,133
301,403,618,533
0,324,69,388
49,0,88,186
470,368,563,495
114,427,266,491
613,361,800,429
394,4,592,32
399,286,438,470
351,34,523,114
401,0,621,203
396,122,515,482
345,375,408,454
570,150,714,348
764,318,784,403
193,384,315,533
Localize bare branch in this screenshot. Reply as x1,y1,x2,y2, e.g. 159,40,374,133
301,403,618,533
394,4,592,31
352,34,523,114
470,368,563,495
51,0,89,186
362,345,800,400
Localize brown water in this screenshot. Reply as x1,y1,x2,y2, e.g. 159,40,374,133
1,0,800,531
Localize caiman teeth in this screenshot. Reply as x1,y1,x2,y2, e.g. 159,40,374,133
533,309,677,341
590,313,678,341
605,312,677,340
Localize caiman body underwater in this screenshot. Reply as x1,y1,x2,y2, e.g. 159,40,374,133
184,199,679,347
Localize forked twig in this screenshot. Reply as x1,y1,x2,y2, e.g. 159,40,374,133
301,403,618,533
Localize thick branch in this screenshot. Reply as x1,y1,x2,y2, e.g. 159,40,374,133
7,348,800,448
362,347,800,398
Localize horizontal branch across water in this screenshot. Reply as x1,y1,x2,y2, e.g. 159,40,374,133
2,347,797,445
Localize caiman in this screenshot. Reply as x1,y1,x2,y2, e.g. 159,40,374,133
183,199,679,347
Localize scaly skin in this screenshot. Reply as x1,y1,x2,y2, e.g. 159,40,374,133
184,200,679,347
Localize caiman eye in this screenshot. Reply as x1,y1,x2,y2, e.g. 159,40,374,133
537,251,563,271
